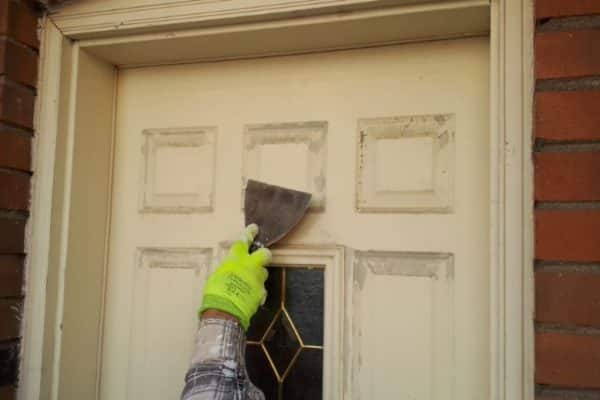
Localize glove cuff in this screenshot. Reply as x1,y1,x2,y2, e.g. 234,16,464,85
200,294,250,331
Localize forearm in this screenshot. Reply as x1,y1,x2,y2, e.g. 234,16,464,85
181,312,265,400
181,224,270,400
181,315,247,400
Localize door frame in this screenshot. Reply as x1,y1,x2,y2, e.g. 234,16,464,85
20,0,534,399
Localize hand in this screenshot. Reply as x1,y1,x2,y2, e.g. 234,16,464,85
200,224,272,330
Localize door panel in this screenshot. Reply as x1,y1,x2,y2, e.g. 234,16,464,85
127,248,211,399
350,251,453,399
102,37,489,399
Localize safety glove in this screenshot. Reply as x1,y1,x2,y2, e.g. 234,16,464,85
200,224,272,331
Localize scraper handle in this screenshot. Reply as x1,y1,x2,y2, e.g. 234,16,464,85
249,242,260,254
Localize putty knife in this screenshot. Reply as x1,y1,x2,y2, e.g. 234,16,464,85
244,179,312,252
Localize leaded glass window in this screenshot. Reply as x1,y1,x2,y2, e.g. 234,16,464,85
246,266,324,400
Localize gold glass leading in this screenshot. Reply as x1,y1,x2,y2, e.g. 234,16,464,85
246,267,324,400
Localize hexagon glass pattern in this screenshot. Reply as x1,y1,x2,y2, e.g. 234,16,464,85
246,266,324,400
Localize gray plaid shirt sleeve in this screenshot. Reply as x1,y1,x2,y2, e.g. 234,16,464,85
181,318,265,400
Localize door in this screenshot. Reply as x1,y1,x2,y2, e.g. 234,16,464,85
101,37,489,399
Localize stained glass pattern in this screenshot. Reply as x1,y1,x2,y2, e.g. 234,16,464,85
285,268,324,346
247,268,282,342
245,266,324,400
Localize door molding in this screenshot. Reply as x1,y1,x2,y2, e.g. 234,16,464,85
50,0,487,39
489,1,535,398
22,1,534,399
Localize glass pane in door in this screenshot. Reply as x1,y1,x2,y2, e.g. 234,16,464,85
246,266,324,400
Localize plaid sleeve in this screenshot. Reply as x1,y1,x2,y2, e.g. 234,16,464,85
181,318,265,400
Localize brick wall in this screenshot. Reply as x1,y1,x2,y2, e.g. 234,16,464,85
0,0,38,398
534,1,600,399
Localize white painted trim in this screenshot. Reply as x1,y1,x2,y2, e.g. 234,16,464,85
69,0,489,68
489,0,534,399
50,0,482,39
50,40,80,400
522,0,535,397
24,1,535,399
19,18,63,400
95,63,120,400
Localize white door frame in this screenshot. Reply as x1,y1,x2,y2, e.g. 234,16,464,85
20,0,534,399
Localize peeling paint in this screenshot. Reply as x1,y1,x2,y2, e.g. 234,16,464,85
139,127,217,214
356,113,455,213
313,172,326,192
438,129,450,147
242,120,327,210
136,247,212,274
433,114,450,125
355,130,367,210
354,251,454,279
353,258,368,291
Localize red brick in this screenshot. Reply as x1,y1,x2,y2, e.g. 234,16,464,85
536,0,600,19
536,392,600,400
0,79,35,129
0,218,25,253
0,1,38,49
536,332,600,389
535,152,600,201
534,395,597,400
0,129,30,171
536,91,600,142
0,255,23,297
536,30,600,80
536,210,600,262
0,38,38,88
0,385,15,400
0,300,21,340
536,270,600,327
0,171,29,211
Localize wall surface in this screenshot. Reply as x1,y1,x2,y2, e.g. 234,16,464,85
534,1,600,399
0,0,38,399
1,0,600,399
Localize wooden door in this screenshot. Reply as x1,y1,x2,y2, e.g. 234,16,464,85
101,37,489,400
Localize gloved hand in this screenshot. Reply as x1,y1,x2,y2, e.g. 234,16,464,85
200,224,272,330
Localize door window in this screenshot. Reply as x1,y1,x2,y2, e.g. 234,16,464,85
246,266,324,400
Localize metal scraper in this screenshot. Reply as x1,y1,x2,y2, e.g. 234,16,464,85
244,179,312,252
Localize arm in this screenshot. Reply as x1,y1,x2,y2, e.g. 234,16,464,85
181,225,271,400
181,313,254,400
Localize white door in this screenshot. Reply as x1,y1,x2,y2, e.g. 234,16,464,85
101,37,489,400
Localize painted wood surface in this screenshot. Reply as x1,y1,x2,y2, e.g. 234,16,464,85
101,37,489,399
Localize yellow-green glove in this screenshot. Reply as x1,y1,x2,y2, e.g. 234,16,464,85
200,224,272,330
